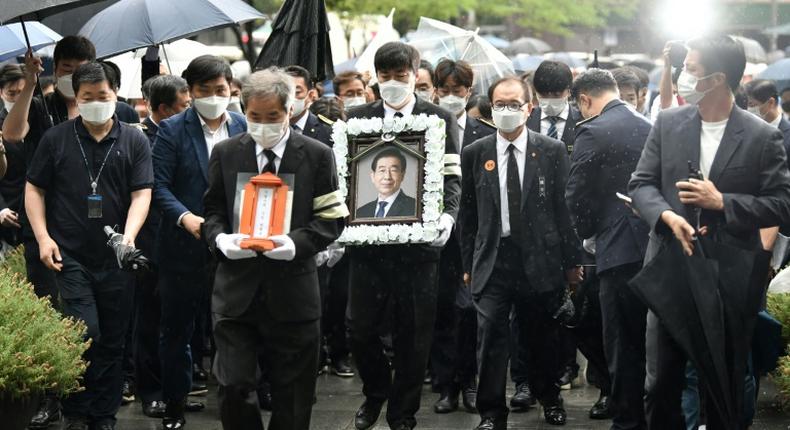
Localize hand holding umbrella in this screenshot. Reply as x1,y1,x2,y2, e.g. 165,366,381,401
104,225,150,271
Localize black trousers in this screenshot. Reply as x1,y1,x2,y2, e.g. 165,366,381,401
321,256,350,362
431,236,476,392
599,263,647,430
57,253,133,426
214,295,320,430
24,239,58,302
476,241,562,421
347,253,438,429
134,267,163,403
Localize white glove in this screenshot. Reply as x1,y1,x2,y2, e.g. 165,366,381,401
327,246,345,268
430,213,455,248
263,234,296,261
583,236,596,255
315,250,330,266
216,233,257,260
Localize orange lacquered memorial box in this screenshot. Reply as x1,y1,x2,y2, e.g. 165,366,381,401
239,172,291,251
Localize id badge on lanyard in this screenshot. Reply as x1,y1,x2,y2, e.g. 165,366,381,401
74,123,115,219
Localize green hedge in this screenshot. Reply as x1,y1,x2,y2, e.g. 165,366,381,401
767,293,790,408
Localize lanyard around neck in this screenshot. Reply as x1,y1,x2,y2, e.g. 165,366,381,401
73,122,116,195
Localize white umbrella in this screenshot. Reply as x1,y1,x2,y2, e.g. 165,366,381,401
354,8,399,78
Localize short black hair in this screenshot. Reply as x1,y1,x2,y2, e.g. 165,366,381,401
284,65,313,90
148,75,189,112
101,61,122,91
571,69,618,101
745,79,779,103
371,147,407,172
624,65,649,89
533,60,573,95
374,42,420,75
309,97,345,122
182,55,233,88
332,71,365,95
687,34,746,92
53,35,95,66
71,62,114,94
487,76,531,104
465,94,492,120
611,67,642,92
419,60,434,79
434,59,474,88
0,64,24,89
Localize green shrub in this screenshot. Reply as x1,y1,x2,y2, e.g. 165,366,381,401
2,245,26,279
0,268,89,399
773,354,790,410
767,293,790,342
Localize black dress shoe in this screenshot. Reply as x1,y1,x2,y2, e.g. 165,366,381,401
61,416,89,430
330,356,355,377
163,400,186,430
588,393,610,419
257,384,272,411
188,382,208,396
185,400,205,412
192,363,208,381
28,396,61,429
354,398,384,430
509,382,536,410
121,380,135,405
461,386,477,412
543,397,567,426
433,388,459,414
474,417,505,430
143,400,167,418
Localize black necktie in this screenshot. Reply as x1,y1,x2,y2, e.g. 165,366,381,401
261,149,277,174
547,116,558,139
394,112,404,118
506,144,523,242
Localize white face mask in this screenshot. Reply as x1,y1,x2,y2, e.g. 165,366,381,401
79,100,116,125
538,97,568,117
57,74,75,99
747,106,763,118
416,90,433,102
248,120,285,149
292,97,307,117
439,95,467,116
193,96,230,120
227,97,243,113
343,96,366,109
492,109,525,133
677,71,716,106
2,98,14,113
379,76,414,108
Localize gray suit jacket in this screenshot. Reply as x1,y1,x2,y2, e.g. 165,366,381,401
628,105,790,262
356,190,417,218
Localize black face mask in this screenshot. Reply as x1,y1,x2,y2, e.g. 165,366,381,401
782,101,790,113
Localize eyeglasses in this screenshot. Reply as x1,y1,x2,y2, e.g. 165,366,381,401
492,102,526,112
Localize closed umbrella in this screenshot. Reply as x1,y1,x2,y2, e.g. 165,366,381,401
0,21,62,62
78,0,264,59
409,17,513,95
254,0,334,82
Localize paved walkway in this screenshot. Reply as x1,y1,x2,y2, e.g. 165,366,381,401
116,371,790,429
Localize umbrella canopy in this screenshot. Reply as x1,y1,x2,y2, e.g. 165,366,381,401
731,35,767,64
629,236,770,427
482,34,510,49
506,36,551,55
353,9,398,77
41,0,117,37
0,0,105,24
0,21,62,62
408,17,514,95
757,58,790,92
511,54,543,73
254,0,334,82
78,0,264,59
544,52,587,70
765,22,790,36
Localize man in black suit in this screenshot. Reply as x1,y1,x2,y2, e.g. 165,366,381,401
460,76,583,429
285,65,333,146
629,35,790,428
356,147,417,218
429,59,495,414
565,69,652,430
203,68,347,430
745,79,790,167
346,41,461,430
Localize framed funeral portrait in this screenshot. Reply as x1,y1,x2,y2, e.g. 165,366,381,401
332,114,448,245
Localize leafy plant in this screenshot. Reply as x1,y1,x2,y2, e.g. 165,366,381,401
2,245,27,279
767,293,790,408
773,353,790,410
0,269,89,399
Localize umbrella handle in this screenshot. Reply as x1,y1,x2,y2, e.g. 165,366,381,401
19,19,53,128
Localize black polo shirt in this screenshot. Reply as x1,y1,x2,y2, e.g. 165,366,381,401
26,115,153,268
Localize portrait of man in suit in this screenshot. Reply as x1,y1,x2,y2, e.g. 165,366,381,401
355,146,417,219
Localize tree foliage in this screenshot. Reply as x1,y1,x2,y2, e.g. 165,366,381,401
484,0,638,36
326,0,477,33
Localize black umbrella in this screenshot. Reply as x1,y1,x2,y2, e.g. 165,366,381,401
254,0,334,81
629,235,769,427
104,226,150,271
41,0,118,37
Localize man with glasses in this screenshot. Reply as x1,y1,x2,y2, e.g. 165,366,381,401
459,76,583,429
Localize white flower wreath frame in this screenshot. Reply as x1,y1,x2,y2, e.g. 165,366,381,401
331,114,446,245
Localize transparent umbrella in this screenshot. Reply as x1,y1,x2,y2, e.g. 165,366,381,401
408,17,514,95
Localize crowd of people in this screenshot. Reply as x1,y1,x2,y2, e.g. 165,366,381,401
0,31,788,430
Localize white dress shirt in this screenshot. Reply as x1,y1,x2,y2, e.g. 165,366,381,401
457,111,467,136
198,112,230,156
699,118,728,179
383,95,416,119
770,113,782,129
374,189,402,217
496,128,527,237
292,110,309,134
540,103,569,140
256,129,290,173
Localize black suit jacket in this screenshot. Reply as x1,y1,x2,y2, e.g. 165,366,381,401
462,115,496,148
203,132,344,320
299,112,333,146
356,190,417,218
629,105,790,262
142,116,158,145
778,117,790,171
346,96,462,263
459,129,582,295
565,100,651,273
527,105,582,154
